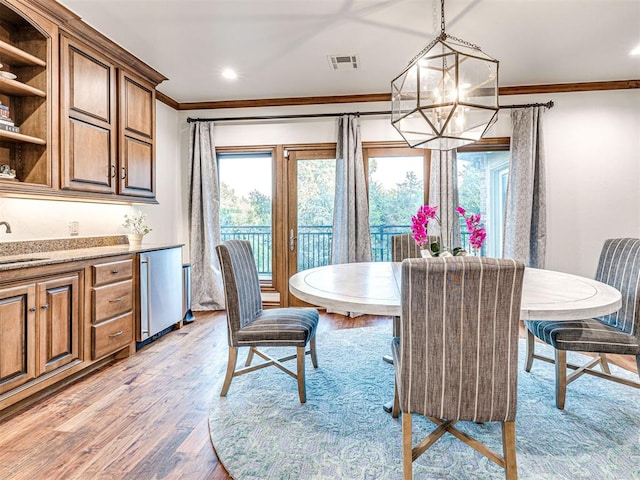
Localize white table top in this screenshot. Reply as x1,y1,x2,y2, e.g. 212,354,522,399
289,262,623,321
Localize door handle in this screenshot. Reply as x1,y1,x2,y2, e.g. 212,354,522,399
141,258,151,336
289,229,297,252
111,164,116,178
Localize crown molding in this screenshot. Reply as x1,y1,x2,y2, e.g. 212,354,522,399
155,81,640,111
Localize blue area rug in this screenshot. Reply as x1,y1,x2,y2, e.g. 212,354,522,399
208,325,640,479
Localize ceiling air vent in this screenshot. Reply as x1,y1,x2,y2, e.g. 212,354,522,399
328,55,359,71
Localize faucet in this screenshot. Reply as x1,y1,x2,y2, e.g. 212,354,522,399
0,221,11,233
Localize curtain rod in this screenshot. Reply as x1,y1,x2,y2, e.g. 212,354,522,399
186,101,553,123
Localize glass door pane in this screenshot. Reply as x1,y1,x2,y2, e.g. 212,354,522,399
218,152,273,280
296,158,336,271
457,150,509,257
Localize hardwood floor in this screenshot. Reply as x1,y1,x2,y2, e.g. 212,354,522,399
0,311,636,479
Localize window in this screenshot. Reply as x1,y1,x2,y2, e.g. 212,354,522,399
218,151,273,280
457,139,510,257
365,146,429,261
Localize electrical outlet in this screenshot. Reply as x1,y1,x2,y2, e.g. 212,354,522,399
69,221,79,236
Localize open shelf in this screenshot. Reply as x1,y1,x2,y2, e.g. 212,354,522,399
0,77,46,97
0,129,46,145
0,39,46,68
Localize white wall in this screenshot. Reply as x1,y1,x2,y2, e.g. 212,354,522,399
177,89,640,277
0,101,182,245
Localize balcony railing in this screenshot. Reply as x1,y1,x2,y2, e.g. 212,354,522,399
221,223,478,276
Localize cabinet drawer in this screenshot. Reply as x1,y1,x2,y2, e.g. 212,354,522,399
92,280,133,323
93,259,133,286
92,313,133,359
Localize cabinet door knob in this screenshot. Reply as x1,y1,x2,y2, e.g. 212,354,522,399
41,304,49,310
108,330,124,338
28,306,36,312
112,269,119,274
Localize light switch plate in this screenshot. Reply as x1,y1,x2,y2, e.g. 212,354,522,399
69,221,79,236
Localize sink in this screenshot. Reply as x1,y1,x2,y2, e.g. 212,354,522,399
0,257,49,265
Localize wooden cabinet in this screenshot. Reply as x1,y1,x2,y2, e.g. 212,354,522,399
0,0,166,203
36,274,80,375
60,36,156,200
0,272,80,395
118,70,155,198
0,283,36,394
60,35,116,194
0,0,58,192
90,258,134,359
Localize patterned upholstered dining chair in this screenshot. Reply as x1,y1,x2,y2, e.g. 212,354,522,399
525,237,640,409
392,256,525,480
391,233,423,263
216,239,319,403
384,233,438,364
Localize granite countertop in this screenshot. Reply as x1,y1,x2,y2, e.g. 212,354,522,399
0,236,183,271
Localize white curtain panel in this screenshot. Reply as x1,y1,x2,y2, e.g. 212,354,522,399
428,150,461,250
188,122,225,310
331,114,372,264
503,107,547,268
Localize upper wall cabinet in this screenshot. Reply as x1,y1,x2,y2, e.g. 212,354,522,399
118,70,155,199
60,35,117,194
0,0,166,203
60,37,156,200
0,0,58,193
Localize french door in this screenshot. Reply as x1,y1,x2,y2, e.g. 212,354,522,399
285,147,336,306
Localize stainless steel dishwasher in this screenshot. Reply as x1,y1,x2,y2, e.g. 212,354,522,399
138,247,183,342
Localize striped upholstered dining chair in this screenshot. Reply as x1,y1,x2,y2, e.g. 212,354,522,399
388,233,439,338
525,238,640,409
215,239,319,403
392,256,525,480
391,233,423,263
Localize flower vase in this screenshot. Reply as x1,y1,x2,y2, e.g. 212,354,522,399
127,233,144,247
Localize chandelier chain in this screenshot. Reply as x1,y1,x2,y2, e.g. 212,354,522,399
405,0,482,67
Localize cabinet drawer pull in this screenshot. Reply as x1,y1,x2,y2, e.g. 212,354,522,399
108,330,124,338
109,297,124,303
121,166,126,179
41,304,49,310
112,269,119,274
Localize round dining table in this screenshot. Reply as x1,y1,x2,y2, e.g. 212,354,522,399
289,262,622,320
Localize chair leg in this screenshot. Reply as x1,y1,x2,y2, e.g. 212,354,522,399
220,346,239,397
383,316,401,365
502,421,518,480
296,346,306,403
402,412,413,480
555,349,567,410
392,380,400,418
598,353,611,374
524,328,535,372
309,335,318,368
245,347,255,367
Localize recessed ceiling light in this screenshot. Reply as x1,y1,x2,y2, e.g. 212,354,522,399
221,68,238,80
631,44,640,56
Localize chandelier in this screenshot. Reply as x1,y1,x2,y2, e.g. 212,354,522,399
391,0,499,151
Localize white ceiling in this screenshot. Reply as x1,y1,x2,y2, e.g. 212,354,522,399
57,0,640,104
